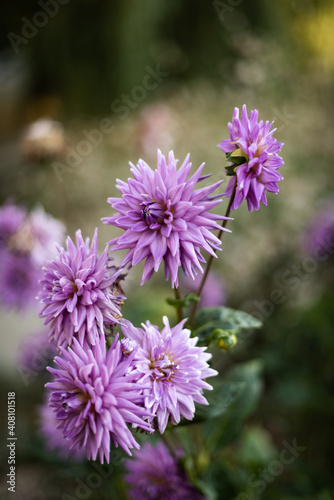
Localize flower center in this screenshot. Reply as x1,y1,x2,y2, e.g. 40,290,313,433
149,349,177,381
140,200,173,227
60,390,90,414
59,277,79,296
141,201,163,224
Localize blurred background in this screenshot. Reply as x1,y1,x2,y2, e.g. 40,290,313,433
0,0,334,499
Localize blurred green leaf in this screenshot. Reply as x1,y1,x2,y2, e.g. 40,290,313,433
203,360,263,451
199,461,237,500
166,293,200,308
192,307,262,346
237,425,277,467
196,380,243,420
177,380,243,429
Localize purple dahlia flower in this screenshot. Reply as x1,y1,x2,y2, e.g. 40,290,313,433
125,441,204,500
102,150,230,288
28,206,65,266
219,105,284,212
121,316,217,433
46,334,153,462
17,328,57,383
38,229,124,348
0,202,26,247
304,198,334,256
0,250,40,311
38,394,85,461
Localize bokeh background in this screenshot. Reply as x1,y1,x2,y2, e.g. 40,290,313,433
0,0,334,499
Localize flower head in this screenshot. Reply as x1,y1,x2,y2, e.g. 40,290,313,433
17,328,57,382
28,206,65,265
0,251,40,310
102,150,230,288
0,202,26,247
125,441,204,500
0,202,64,262
38,394,86,461
38,229,124,348
219,105,284,211
121,316,217,433
21,118,66,162
304,198,334,256
46,335,152,462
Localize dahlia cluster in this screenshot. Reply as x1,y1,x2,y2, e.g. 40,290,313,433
0,202,65,311
38,107,283,479
41,312,216,460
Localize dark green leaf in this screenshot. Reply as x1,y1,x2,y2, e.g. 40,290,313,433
202,360,263,451
192,307,262,346
196,380,244,420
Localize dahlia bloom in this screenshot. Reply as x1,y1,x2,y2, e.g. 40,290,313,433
102,150,230,288
38,229,124,348
38,395,85,461
219,105,284,211
21,118,66,162
0,203,26,247
0,251,40,310
17,328,57,381
0,202,64,259
125,441,204,500
304,198,334,256
46,335,153,462
121,316,217,433
28,206,65,265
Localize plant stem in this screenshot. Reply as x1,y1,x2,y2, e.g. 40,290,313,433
188,178,237,327
161,429,178,457
174,286,183,322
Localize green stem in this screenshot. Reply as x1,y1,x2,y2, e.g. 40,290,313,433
161,429,178,457
188,178,237,327
174,286,183,322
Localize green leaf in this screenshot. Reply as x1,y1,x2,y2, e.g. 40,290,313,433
237,425,277,467
196,380,244,420
202,360,263,451
177,380,243,427
192,306,262,346
225,164,237,176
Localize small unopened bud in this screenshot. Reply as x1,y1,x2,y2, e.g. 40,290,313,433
209,329,237,350
217,333,237,350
